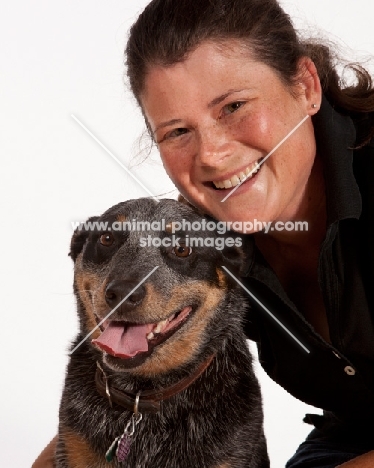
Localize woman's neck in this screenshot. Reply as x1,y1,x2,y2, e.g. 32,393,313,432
254,155,326,254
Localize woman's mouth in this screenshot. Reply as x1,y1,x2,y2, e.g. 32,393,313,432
212,158,264,190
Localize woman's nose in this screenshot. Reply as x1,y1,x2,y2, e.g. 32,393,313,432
196,123,232,167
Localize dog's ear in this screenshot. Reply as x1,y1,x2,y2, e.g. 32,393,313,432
221,234,253,278
69,216,99,262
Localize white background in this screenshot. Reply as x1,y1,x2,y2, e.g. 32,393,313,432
1,1,373,466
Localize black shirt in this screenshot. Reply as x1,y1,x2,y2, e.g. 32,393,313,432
242,96,374,438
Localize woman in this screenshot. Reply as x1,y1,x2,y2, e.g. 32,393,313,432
33,0,374,466
125,0,374,466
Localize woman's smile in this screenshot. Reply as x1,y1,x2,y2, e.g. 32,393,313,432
211,157,263,190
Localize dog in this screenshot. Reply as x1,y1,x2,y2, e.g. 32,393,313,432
56,198,269,467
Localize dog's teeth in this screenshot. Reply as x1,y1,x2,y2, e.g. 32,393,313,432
153,323,162,334
146,332,154,340
168,314,176,322
154,319,168,334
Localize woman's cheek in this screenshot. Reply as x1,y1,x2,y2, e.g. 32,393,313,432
160,147,187,185
254,112,271,139
162,136,195,167
229,110,272,151
160,151,175,179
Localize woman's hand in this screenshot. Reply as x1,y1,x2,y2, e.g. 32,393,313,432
31,436,57,468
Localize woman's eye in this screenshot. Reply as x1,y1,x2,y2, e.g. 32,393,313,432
166,128,189,139
221,101,245,116
157,127,189,143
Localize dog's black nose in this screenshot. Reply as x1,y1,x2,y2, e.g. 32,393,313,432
105,280,146,310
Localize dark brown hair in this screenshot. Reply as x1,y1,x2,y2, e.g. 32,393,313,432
126,0,374,146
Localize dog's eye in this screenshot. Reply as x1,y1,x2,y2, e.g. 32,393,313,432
99,233,115,247
173,245,192,257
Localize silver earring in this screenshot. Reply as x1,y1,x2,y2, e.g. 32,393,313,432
311,104,318,108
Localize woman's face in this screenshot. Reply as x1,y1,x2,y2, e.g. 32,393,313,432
141,41,321,228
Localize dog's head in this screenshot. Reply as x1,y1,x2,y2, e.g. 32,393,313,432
70,198,247,377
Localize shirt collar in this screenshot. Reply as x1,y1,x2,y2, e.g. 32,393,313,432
312,95,362,225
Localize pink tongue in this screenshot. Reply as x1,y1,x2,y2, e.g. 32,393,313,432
92,322,154,358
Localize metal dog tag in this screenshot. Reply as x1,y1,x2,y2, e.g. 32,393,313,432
105,436,120,462
115,412,143,462
105,391,143,463
106,412,143,463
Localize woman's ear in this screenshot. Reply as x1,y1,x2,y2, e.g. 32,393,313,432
295,56,322,116
69,216,99,262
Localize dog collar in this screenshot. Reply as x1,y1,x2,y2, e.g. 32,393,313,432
95,354,216,414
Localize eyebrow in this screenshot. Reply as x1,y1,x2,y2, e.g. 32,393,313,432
152,89,247,134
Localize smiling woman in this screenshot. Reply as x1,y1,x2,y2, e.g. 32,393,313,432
124,0,374,467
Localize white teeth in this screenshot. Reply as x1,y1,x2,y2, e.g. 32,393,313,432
153,324,162,334
253,163,261,173
213,158,263,189
148,318,171,340
147,314,177,340
154,319,168,334
231,175,240,186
